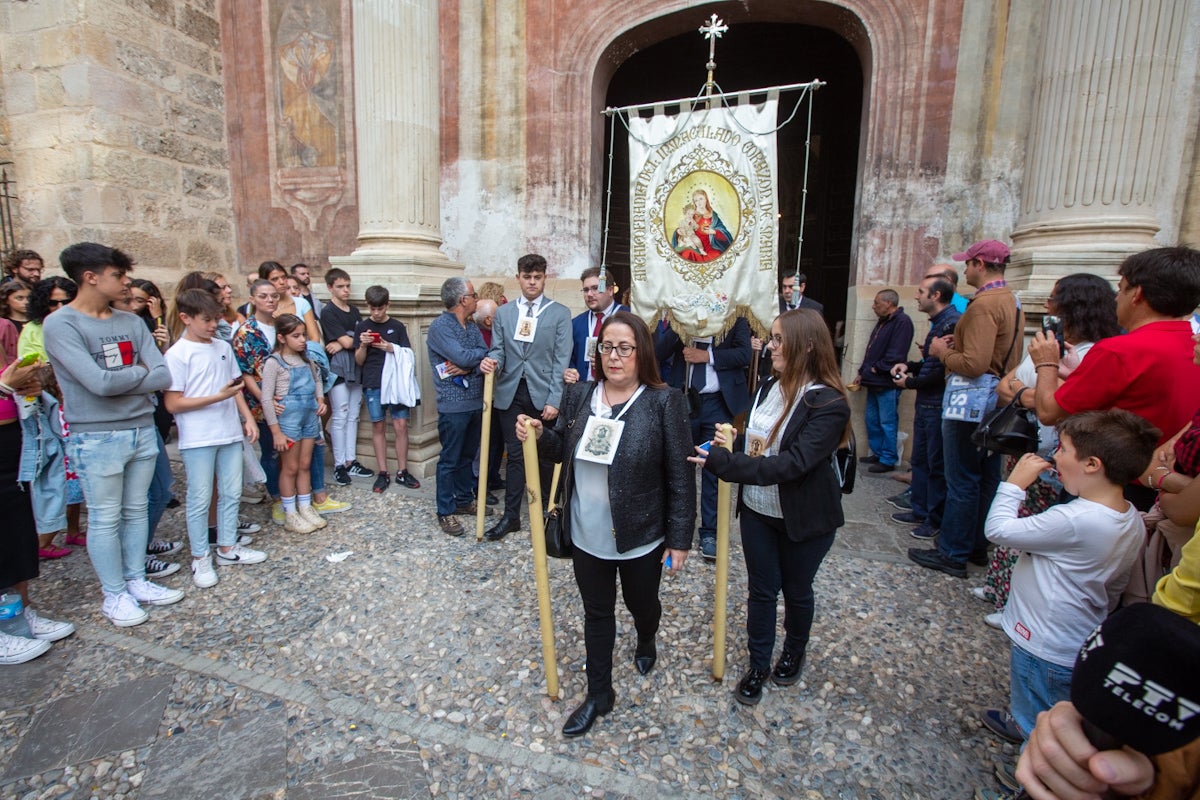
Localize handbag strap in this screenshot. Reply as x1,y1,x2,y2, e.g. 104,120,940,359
546,462,563,513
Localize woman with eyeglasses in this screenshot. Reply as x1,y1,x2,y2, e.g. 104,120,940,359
516,310,694,737
690,308,850,706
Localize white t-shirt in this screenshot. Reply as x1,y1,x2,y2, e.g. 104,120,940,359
165,337,244,450
987,482,1144,666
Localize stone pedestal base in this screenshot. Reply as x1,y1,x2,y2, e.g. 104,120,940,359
328,251,465,478
1005,244,1139,312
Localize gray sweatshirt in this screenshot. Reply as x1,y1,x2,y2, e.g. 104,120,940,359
44,306,172,432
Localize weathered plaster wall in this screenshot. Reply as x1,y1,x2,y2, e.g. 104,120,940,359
0,0,234,285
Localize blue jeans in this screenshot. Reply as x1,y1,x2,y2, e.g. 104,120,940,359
909,404,946,527
68,426,160,594
740,507,836,670
690,392,732,541
1010,642,1073,740
436,410,481,516
864,387,899,465
310,441,326,494
180,442,242,557
256,420,280,498
939,418,1001,565
147,429,174,538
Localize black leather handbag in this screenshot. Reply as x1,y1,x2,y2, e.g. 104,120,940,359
971,387,1039,456
543,463,572,559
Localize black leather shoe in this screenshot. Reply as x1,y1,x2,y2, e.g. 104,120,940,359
485,516,520,541
634,638,657,675
968,549,991,567
771,650,804,686
907,547,968,578
562,691,615,737
735,668,769,705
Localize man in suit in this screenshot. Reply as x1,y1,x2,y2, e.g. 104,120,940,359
779,272,824,315
754,272,826,380
479,254,573,540
563,267,628,385
656,316,753,560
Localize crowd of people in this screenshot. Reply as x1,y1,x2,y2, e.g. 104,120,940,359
856,241,1200,799
3,239,1200,797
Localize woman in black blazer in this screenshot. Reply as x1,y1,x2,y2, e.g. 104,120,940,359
692,308,850,705
517,311,694,736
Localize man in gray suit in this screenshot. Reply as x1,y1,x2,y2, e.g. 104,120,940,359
479,254,573,540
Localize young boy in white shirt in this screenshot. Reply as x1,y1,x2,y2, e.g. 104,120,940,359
164,290,267,589
980,408,1158,742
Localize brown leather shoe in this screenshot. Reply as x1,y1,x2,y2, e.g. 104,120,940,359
437,515,464,537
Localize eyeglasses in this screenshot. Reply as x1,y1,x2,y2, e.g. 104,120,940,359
461,292,477,300
47,299,66,308
597,342,636,358
581,285,601,294
767,334,784,347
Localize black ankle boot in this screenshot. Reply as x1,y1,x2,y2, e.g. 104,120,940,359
634,637,657,675
735,668,769,706
771,650,804,686
562,690,615,737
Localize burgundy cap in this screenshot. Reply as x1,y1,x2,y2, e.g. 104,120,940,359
952,239,1011,265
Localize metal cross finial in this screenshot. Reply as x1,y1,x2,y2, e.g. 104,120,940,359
698,14,728,97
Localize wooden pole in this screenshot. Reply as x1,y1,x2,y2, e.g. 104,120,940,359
712,421,734,681
476,372,494,542
522,420,559,700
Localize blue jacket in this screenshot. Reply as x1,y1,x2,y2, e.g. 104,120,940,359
903,305,962,407
655,317,753,418
18,392,68,534
858,308,915,389
568,303,629,377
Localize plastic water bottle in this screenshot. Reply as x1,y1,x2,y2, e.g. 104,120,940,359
0,591,33,638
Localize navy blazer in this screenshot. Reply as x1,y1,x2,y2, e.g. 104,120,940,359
568,303,629,376
705,379,849,541
779,294,825,316
654,317,753,418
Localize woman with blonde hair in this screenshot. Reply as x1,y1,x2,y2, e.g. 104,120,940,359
691,309,850,706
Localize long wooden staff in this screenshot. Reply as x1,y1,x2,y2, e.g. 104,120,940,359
712,421,734,681
476,372,494,542
522,419,559,700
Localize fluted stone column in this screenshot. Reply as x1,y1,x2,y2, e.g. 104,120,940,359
330,0,463,475
1008,0,1200,298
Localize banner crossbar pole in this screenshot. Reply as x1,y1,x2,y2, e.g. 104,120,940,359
602,79,824,118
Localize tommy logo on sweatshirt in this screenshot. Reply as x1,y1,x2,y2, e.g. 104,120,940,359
96,339,135,369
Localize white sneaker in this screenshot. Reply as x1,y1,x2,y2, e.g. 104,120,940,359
215,544,267,565
238,518,262,535
284,510,317,534
984,612,1004,630
126,579,185,607
192,555,218,588
298,504,327,529
970,587,989,601
0,630,52,664
240,486,266,504
24,608,75,642
102,591,149,627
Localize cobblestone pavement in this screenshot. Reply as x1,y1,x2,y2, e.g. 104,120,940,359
2,455,1018,799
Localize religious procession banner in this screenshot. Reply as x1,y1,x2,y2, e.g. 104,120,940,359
628,99,779,340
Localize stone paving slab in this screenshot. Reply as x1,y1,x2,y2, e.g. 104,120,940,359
289,753,428,799
140,707,287,799
4,674,173,780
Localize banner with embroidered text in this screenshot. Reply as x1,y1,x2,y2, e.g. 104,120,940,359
628,99,778,340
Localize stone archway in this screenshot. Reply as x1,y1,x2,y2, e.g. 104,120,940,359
517,0,965,296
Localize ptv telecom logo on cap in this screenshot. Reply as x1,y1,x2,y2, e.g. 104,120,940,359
1102,661,1200,732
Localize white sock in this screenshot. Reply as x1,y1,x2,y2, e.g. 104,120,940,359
298,493,312,509
282,495,296,513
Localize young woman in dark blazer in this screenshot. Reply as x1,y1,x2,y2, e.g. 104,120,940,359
518,311,695,736
691,308,850,705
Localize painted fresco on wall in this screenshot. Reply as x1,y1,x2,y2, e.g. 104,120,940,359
272,0,343,168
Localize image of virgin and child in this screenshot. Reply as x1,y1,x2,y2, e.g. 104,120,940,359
671,189,732,263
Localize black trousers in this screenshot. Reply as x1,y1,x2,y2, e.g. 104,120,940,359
498,379,553,520
739,507,835,671
572,542,665,696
